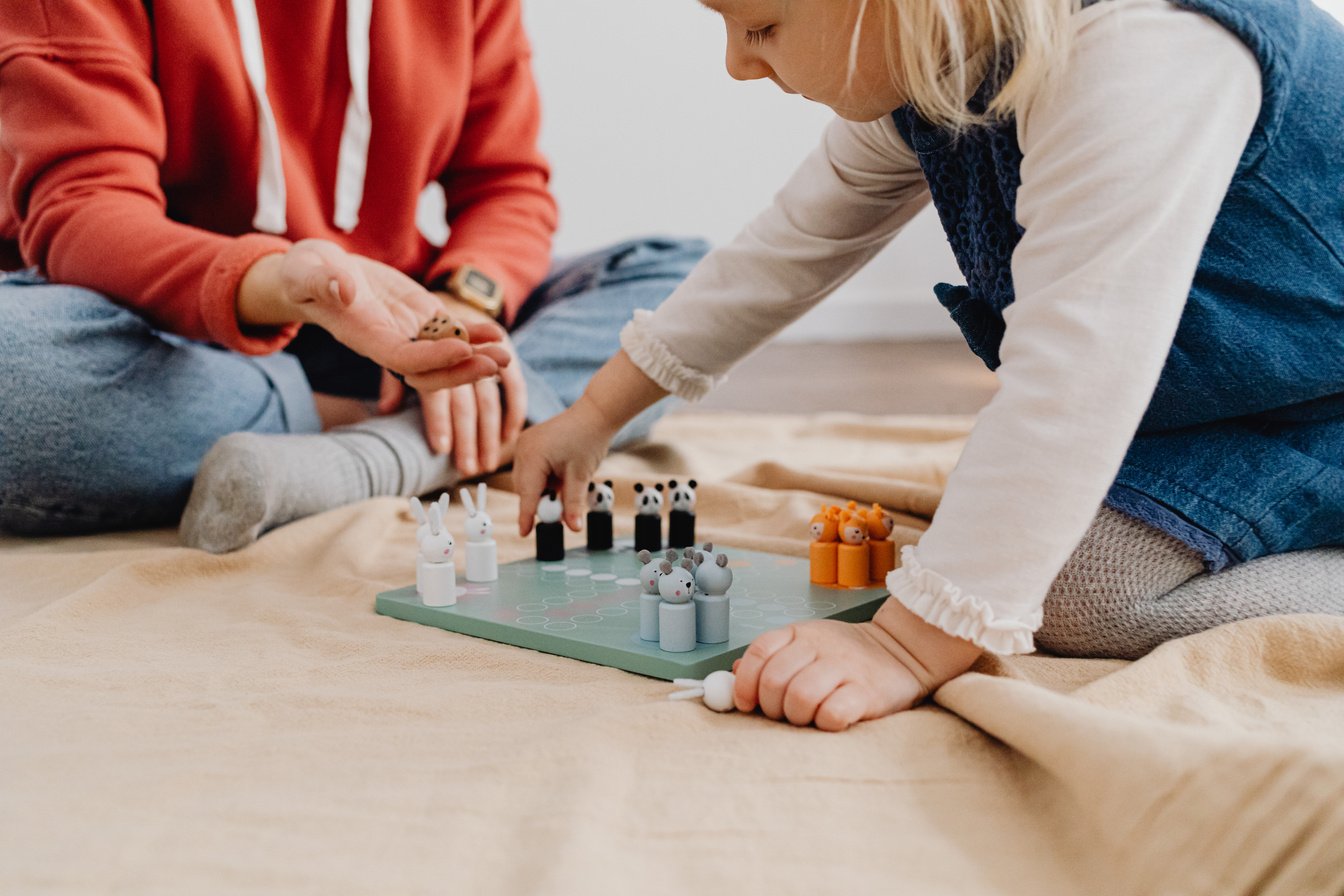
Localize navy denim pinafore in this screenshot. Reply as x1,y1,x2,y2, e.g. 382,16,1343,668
892,0,1344,569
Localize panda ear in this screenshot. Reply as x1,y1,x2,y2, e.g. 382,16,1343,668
688,479,697,489
588,482,595,493
668,479,678,489
635,483,644,494
604,480,613,488
655,483,664,493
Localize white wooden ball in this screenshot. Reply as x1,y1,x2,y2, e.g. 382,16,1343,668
702,670,736,713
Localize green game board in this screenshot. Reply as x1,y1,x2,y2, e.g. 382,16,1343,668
375,539,889,680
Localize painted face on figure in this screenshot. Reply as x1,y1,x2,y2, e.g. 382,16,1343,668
700,0,906,121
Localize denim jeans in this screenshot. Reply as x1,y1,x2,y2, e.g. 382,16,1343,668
0,236,708,535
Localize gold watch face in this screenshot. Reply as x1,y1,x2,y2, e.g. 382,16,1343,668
449,265,503,316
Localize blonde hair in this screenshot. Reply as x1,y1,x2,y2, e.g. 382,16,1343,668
863,0,1078,131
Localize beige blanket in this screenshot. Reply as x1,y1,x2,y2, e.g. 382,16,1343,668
2,412,1341,895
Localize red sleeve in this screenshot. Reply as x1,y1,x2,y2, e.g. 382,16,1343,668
0,0,295,354
423,0,558,325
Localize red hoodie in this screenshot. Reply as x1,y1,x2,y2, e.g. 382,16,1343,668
0,0,557,354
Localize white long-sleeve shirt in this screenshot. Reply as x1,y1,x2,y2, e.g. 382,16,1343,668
620,0,1263,653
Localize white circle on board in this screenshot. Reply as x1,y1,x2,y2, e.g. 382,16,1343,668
540,564,567,573
517,616,548,625
785,608,817,618
542,597,572,606
570,614,604,624
544,621,578,632
809,602,838,611
590,573,617,581
516,603,549,613
615,578,641,587
566,568,592,577
596,606,628,616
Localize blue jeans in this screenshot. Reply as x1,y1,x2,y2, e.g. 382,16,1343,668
0,237,708,535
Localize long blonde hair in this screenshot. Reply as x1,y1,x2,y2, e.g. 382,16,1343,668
860,0,1078,130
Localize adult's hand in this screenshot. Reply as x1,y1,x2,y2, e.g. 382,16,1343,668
376,292,527,471
238,239,511,392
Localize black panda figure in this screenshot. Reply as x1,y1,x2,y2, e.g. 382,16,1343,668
667,479,698,549
633,482,664,552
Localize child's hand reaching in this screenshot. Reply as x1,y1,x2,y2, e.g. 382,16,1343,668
514,350,671,534
514,395,619,534
732,597,982,731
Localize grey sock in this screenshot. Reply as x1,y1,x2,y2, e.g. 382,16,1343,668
1037,506,1344,660
179,408,457,553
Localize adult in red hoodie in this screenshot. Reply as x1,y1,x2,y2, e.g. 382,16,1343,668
0,0,706,549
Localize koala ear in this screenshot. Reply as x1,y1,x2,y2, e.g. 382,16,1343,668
665,549,678,561
694,551,705,564
681,559,694,572
659,560,673,574
717,554,729,568
638,550,651,563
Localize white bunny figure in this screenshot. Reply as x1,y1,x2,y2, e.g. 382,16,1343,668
418,501,457,607
459,481,497,582
408,492,453,596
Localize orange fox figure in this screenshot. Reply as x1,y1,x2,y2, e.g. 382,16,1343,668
808,505,841,585
836,509,871,588
864,502,897,583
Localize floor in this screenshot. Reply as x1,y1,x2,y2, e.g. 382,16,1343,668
677,340,998,416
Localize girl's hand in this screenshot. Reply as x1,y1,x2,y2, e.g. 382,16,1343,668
732,598,982,731
513,395,621,535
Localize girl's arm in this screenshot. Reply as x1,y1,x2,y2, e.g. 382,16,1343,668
620,115,931,400
893,0,1264,653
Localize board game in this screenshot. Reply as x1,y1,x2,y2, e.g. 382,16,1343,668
375,538,889,680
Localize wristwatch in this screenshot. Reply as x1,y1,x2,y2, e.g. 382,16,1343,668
441,264,504,319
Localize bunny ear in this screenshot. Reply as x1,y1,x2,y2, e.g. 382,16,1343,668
459,486,476,516
408,497,428,527
428,502,443,536
477,482,487,511
437,491,451,513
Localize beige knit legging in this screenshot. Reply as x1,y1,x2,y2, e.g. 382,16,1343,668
1035,506,1344,660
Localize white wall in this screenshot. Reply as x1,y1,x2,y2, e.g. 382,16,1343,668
522,0,961,342
523,0,1344,343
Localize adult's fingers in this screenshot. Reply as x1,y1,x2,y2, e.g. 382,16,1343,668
401,353,500,393
733,626,797,713
500,362,528,446
378,370,406,415
450,385,479,477
419,388,453,456
475,377,503,473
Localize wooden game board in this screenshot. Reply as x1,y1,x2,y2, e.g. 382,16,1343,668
375,540,889,680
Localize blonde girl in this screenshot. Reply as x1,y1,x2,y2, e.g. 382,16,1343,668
515,0,1344,730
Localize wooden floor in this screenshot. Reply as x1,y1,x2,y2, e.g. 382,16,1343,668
678,340,998,416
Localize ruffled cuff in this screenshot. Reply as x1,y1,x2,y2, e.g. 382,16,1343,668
887,545,1041,655
620,310,721,401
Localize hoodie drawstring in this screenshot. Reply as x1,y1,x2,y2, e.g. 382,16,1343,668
231,0,373,236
